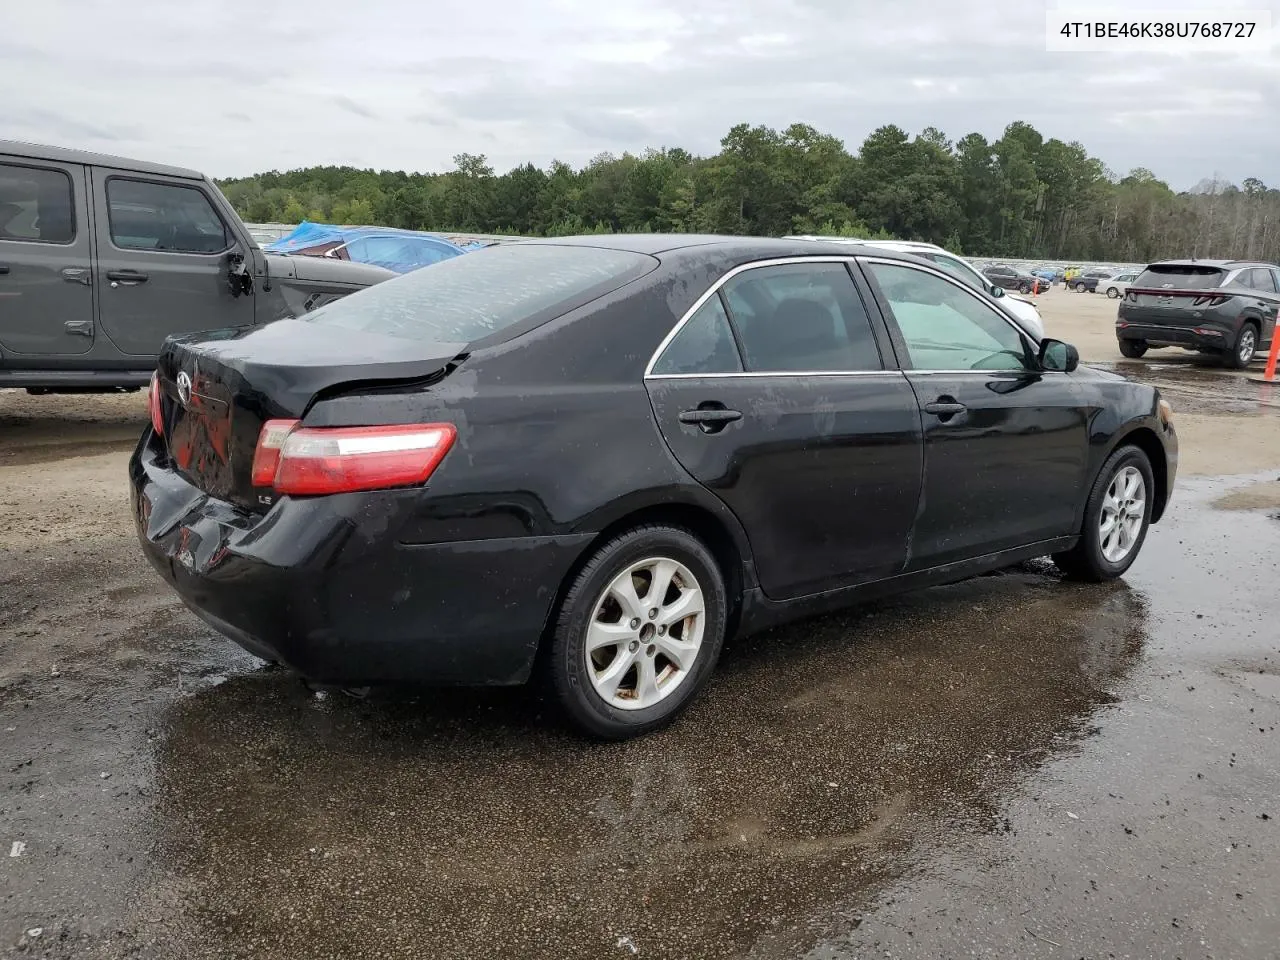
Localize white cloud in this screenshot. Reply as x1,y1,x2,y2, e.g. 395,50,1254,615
2,0,1278,188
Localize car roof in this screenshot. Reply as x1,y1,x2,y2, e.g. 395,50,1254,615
518,234,924,259
0,140,205,181
785,236,944,252
1146,259,1276,269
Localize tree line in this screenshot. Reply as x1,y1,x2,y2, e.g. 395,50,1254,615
217,121,1280,263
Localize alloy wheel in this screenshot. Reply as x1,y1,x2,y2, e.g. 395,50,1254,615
585,556,706,710
1239,328,1257,363
1099,466,1146,564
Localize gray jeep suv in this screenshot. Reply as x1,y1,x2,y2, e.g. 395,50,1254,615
0,141,393,392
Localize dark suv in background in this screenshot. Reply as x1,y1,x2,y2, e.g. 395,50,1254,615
981,263,1040,294
1116,259,1278,368
1071,269,1119,293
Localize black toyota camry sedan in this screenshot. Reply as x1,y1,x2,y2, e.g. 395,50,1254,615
131,235,1178,739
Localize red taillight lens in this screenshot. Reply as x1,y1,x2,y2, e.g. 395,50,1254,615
251,418,300,486
252,422,456,495
148,372,165,436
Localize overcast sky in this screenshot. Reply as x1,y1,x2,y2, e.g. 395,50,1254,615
3,0,1278,189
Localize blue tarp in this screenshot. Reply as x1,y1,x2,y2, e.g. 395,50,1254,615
263,222,485,274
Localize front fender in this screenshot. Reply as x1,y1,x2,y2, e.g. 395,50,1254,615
1074,376,1176,525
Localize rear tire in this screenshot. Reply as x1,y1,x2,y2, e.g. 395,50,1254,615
547,525,728,740
1118,339,1148,358
1075,281,1087,292
1225,323,1258,369
1106,286,1120,299
1054,445,1155,582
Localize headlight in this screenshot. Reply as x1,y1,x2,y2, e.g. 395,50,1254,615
1158,398,1174,425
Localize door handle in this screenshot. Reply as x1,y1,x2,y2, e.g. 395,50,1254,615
678,405,743,434
61,267,91,286
923,398,967,421
107,270,148,285
64,320,94,337
0,263,9,275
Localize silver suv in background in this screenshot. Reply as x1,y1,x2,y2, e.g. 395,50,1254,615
0,141,394,393
786,237,1045,340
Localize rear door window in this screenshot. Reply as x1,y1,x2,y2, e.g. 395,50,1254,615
1134,264,1226,289
1249,268,1278,293
106,179,228,254
305,242,656,344
720,262,883,372
651,293,743,375
0,163,75,244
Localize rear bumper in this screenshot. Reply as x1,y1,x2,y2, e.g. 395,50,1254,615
129,434,592,686
1116,319,1235,350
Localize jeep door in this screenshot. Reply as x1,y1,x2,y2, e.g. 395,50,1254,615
91,169,253,357
0,156,94,356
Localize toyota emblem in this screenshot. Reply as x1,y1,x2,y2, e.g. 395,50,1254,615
176,371,193,406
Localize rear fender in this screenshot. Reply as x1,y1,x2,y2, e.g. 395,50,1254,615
572,483,758,591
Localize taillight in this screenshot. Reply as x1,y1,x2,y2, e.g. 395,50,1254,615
251,422,456,496
148,372,165,436
251,419,300,486
1189,294,1230,307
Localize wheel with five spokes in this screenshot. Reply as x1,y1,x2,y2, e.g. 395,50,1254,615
548,525,727,740
1225,322,1258,369
1053,445,1155,582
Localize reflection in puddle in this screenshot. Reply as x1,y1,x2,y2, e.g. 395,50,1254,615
142,574,1148,959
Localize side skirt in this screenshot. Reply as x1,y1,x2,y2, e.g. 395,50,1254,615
735,536,1078,638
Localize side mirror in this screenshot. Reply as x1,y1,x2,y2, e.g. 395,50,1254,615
1039,338,1079,373
989,285,1006,299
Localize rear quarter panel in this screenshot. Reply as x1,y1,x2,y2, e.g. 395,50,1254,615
300,263,756,560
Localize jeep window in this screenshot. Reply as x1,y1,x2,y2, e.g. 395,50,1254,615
0,163,75,244
106,179,229,254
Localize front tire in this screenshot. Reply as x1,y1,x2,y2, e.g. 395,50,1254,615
1118,339,1148,358
1054,446,1155,582
547,525,728,740
1074,281,1087,293
1106,286,1120,299
1225,323,1258,369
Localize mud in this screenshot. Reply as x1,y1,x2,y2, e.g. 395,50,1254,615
3,295,1280,958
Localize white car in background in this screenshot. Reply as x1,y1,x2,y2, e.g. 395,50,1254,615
786,236,1046,340
1101,271,1140,299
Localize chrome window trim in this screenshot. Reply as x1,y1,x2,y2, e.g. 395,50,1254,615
643,254,1044,380
906,368,1065,376
643,256,880,379
647,370,908,380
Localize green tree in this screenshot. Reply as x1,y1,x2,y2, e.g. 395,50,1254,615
213,120,1280,263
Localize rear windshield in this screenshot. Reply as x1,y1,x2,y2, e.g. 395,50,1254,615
304,243,656,343
1134,264,1226,289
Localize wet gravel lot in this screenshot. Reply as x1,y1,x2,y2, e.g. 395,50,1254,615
2,336,1280,958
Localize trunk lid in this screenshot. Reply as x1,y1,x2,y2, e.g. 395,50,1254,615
1123,264,1230,322
154,318,465,511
